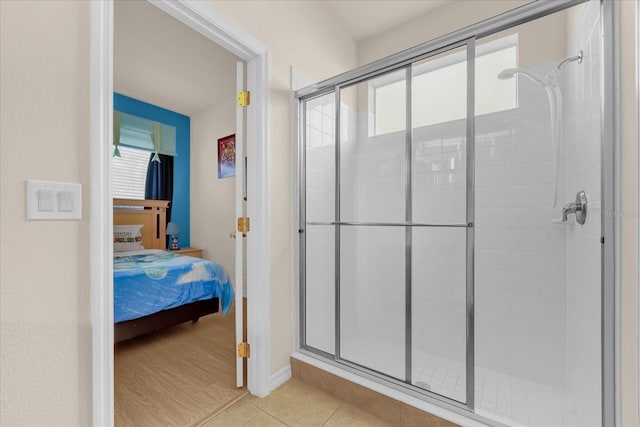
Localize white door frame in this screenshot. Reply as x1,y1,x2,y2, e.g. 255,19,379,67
90,1,271,425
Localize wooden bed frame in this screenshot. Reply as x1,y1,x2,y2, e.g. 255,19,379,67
113,198,169,249
113,198,219,344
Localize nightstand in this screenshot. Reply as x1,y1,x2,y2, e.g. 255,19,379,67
167,247,203,258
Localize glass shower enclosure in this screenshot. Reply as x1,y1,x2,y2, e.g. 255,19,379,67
297,1,613,426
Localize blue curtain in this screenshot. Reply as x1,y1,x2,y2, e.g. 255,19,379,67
145,153,174,224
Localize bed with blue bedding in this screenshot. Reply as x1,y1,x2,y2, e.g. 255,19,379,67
114,249,234,343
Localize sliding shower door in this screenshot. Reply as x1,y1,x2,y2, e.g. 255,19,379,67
339,71,408,382
300,2,611,426
301,41,475,407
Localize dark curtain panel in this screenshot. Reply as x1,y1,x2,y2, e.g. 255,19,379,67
145,153,174,225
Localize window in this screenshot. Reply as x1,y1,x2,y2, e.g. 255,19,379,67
112,146,150,199
371,35,517,136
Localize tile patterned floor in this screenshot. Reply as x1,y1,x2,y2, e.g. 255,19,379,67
202,359,579,427
199,379,396,427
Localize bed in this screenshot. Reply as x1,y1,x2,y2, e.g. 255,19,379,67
113,198,234,343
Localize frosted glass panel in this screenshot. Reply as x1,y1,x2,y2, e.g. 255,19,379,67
305,93,335,223
412,46,467,224
412,227,467,403
340,226,405,380
305,225,335,354
340,70,407,223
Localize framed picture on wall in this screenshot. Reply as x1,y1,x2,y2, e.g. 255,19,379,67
217,134,235,178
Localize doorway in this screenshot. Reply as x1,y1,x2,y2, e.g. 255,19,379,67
90,1,271,425
112,1,245,424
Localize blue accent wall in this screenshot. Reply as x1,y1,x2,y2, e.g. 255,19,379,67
114,93,191,248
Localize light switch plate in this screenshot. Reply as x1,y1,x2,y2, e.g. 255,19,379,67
27,180,82,220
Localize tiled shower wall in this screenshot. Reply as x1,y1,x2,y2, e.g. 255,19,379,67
473,67,568,391
565,0,601,424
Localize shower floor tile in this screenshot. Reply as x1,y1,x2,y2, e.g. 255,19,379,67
475,367,578,427
339,335,579,427
412,355,579,427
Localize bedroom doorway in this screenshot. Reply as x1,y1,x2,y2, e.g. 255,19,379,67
111,1,249,424
90,1,271,425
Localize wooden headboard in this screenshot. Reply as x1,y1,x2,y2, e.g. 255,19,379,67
113,199,169,250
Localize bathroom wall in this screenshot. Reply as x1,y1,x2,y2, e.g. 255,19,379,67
357,1,530,66
564,1,602,424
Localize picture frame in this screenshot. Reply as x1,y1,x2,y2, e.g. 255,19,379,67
217,134,236,178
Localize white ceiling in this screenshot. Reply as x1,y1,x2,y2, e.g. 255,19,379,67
114,1,449,116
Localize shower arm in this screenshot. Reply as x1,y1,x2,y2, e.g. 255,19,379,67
555,50,583,70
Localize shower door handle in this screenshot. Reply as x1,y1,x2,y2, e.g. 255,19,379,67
561,190,587,224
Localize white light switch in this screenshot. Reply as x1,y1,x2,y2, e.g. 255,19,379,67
37,190,54,212
27,180,82,220
58,191,74,212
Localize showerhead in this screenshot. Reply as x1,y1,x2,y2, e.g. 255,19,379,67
497,68,518,80
497,67,548,86
499,50,583,85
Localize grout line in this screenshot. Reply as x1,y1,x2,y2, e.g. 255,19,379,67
320,403,344,427
260,404,299,427
194,390,251,427
243,407,289,427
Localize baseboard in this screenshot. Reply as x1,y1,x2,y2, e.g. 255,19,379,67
270,363,292,391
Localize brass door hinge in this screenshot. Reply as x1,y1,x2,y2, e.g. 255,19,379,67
237,217,250,234
237,91,250,107
238,342,250,358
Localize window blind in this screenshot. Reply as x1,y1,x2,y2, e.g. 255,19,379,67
112,146,150,200
114,111,177,156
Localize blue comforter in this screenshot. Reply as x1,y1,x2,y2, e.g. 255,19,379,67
114,250,234,323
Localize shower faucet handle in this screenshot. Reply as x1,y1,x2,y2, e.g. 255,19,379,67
561,190,587,224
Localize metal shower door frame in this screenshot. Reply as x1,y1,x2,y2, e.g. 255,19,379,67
296,0,616,425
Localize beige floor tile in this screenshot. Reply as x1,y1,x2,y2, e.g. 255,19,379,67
199,396,260,427
324,403,399,427
209,378,401,427
242,411,288,427
291,358,402,425
252,379,342,426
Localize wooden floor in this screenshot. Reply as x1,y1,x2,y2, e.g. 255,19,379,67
115,303,245,427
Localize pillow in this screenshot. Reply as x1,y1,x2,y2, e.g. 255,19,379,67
114,224,144,252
